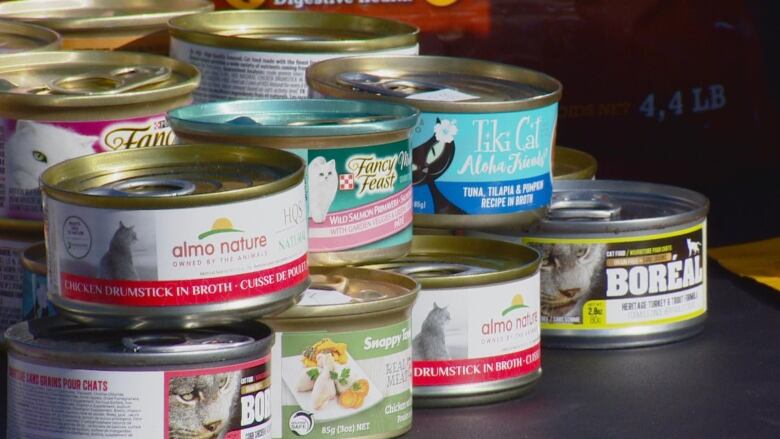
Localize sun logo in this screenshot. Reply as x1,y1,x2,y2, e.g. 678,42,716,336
198,217,244,239
501,294,528,316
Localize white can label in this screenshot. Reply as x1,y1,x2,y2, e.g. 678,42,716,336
169,38,419,102
45,181,308,307
7,354,272,439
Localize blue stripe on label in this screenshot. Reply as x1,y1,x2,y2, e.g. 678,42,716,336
433,173,552,215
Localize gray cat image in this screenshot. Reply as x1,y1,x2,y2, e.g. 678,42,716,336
413,302,451,360
535,243,607,319
98,221,139,280
168,371,241,439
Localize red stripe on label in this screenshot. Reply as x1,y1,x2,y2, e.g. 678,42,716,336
413,344,541,386
60,255,308,306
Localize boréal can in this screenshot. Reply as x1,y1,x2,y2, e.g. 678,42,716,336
5,317,274,439
169,99,419,266
0,50,199,220
0,18,60,53
21,242,53,321
0,220,43,334
168,10,419,102
262,266,418,439
0,0,213,53
553,146,597,180
41,144,309,329
360,236,541,407
475,180,709,349
307,55,562,231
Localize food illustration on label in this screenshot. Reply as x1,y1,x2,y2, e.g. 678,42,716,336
98,221,140,280
536,243,607,319
308,157,338,223
412,118,463,215
168,371,241,439
412,302,452,360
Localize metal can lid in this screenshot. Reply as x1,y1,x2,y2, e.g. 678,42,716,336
4,317,273,366
21,241,46,275
0,0,213,31
0,18,60,53
0,50,199,109
40,144,305,210
169,10,418,53
169,99,419,139
536,180,709,234
553,146,598,180
307,55,562,113
359,235,540,289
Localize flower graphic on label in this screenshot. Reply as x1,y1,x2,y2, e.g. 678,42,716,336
198,217,244,239
433,119,458,144
501,294,529,316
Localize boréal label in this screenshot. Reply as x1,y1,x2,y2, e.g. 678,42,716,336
21,261,54,321
411,275,541,387
299,141,413,254
45,181,308,307
7,354,271,439
0,238,39,334
1,115,175,220
523,222,707,329
169,38,419,102
270,320,412,438
411,105,557,216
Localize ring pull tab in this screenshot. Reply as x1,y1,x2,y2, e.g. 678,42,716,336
310,273,387,302
337,72,445,98
47,66,171,96
84,177,198,198
394,262,494,278
548,192,621,221
122,333,255,353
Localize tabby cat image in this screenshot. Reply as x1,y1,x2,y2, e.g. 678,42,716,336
98,221,139,280
168,371,240,439
413,302,451,360
535,243,607,319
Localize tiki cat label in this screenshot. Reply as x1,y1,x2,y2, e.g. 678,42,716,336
270,321,412,438
411,275,541,387
1,115,175,220
410,105,557,216
6,354,271,439
523,223,707,329
45,181,308,307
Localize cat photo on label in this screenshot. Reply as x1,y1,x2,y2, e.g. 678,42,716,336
98,221,140,280
413,301,452,360
534,243,607,320
308,156,338,223
5,120,97,190
168,371,241,439
412,118,465,214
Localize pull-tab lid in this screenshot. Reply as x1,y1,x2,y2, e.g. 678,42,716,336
0,19,61,53
168,99,419,138
547,193,621,221
122,333,255,354
44,66,171,96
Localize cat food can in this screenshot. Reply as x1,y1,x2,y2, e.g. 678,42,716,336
169,99,419,266
5,317,274,439
168,10,419,102
0,50,199,221
307,55,562,231
262,266,418,439
0,220,43,335
359,235,542,407
21,242,54,321
0,0,213,53
0,18,61,53
473,180,709,349
41,144,310,329
553,146,597,180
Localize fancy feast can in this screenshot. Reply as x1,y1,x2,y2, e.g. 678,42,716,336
0,220,43,334
5,317,274,439
307,56,562,230
21,242,52,321
169,99,419,266
168,10,419,101
360,236,541,407
553,146,597,180
262,267,418,439
0,18,60,53
0,50,199,220
475,180,709,349
0,0,213,53
40,145,309,329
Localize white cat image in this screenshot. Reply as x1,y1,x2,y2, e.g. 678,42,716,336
5,120,97,190
687,238,702,256
308,156,338,223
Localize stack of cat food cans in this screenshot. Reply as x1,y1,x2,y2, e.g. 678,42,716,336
0,6,711,439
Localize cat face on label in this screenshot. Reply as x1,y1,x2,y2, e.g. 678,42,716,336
308,156,338,223
412,118,456,186
412,301,452,360
536,243,607,318
98,221,140,281
168,371,240,439
5,120,97,189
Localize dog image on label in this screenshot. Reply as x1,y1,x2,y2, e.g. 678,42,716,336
98,221,139,280
535,243,607,319
412,302,452,360
308,156,338,223
5,120,97,190
168,371,241,439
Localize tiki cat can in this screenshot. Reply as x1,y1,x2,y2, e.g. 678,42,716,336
307,55,562,231
0,19,61,53
168,99,419,266
553,146,597,180
40,144,309,329
5,317,274,439
261,266,418,439
359,235,542,407
0,0,213,53
0,50,199,221
168,10,419,102
472,180,709,349
0,220,43,335
21,242,53,322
